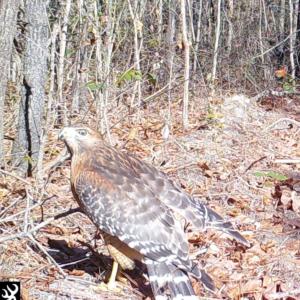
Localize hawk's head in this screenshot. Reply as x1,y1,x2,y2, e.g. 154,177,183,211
59,126,101,155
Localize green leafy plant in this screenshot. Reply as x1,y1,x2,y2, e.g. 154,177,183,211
148,38,159,48
116,69,142,87
146,73,157,86
254,171,288,181
65,48,76,58
283,81,294,92
85,81,105,92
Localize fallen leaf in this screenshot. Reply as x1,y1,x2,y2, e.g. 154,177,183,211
241,279,262,294
67,269,85,276
41,226,65,235
127,127,138,141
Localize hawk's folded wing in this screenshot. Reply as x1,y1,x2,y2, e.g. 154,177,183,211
73,168,190,265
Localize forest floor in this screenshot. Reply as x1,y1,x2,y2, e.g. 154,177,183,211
1,91,300,300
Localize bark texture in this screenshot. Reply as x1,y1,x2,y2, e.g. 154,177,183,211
12,0,49,175
0,0,20,163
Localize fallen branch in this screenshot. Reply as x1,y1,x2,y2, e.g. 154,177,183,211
243,156,267,173
0,207,81,243
274,159,300,164
250,89,287,102
0,169,31,185
265,118,300,131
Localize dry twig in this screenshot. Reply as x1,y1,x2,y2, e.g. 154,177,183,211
0,208,81,243
265,118,300,131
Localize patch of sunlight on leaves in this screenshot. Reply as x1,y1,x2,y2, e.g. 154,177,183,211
206,112,223,120
254,171,288,181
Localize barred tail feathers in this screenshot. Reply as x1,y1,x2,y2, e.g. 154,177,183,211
203,206,249,247
146,260,196,299
190,263,215,291
167,266,196,299
146,260,168,300
145,260,212,300
176,194,249,247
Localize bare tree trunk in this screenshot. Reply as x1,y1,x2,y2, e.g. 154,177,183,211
101,0,114,143
157,0,163,43
71,0,83,115
280,0,286,40
211,0,221,89
0,0,20,164
259,0,267,80
94,2,105,133
207,0,213,46
12,0,49,176
187,0,195,42
180,0,190,129
128,0,144,109
167,0,176,125
289,0,296,81
71,50,81,115
57,0,71,125
293,0,299,79
193,0,203,73
36,24,59,184
94,0,121,143
261,0,269,32
227,0,233,54
70,0,91,116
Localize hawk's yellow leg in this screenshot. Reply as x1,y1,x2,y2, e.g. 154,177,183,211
107,260,120,289
95,234,142,294
95,260,123,293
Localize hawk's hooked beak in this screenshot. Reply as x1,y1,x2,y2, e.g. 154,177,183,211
58,127,74,155
58,127,72,141
58,129,66,141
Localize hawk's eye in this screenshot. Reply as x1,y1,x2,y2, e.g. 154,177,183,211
78,129,87,136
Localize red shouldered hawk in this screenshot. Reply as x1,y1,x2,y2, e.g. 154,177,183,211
59,126,249,299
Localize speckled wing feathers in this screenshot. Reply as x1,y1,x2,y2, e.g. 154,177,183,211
74,166,189,265
118,150,249,246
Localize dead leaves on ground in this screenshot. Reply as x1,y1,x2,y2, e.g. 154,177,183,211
2,96,300,299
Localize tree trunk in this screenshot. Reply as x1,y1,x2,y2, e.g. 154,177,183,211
227,0,233,54
289,0,297,81
128,0,144,110
0,0,20,164
12,0,49,176
36,24,59,184
157,0,163,43
193,0,203,73
280,0,286,41
211,0,221,89
167,0,176,125
57,0,72,125
181,0,190,129
259,0,267,80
